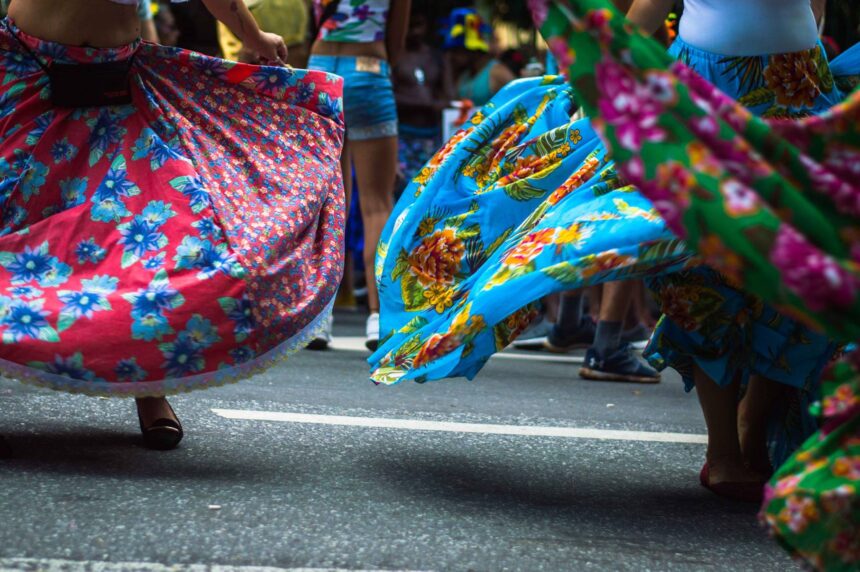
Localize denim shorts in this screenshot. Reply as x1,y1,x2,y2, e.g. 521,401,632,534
308,55,398,141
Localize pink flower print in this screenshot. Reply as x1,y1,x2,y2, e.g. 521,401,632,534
800,154,860,218
721,179,760,217
547,37,575,71
585,8,615,45
822,383,858,419
773,475,802,497
636,162,694,237
527,0,550,27
820,485,855,514
643,71,678,105
779,495,819,533
771,225,859,311
596,59,666,151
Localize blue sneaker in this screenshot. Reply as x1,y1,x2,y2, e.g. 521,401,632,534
579,344,661,383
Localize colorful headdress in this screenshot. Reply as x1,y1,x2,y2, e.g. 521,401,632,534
443,8,491,53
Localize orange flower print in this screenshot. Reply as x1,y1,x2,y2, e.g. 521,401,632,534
698,234,744,287
822,383,859,418
423,284,454,313
547,157,600,205
580,250,635,280
555,222,594,247
407,229,465,287
832,456,860,480
779,495,820,534
764,48,825,108
504,306,541,338
412,332,459,368
503,228,557,266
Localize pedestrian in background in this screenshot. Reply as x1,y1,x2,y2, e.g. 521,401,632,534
308,0,411,351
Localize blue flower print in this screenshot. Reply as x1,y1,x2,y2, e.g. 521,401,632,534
123,270,184,318
194,56,233,78
56,276,117,331
86,109,128,166
160,335,205,377
51,138,79,164
118,217,167,263
181,315,221,349
192,217,221,239
1,205,27,234
131,311,173,341
20,160,48,200
8,285,43,299
0,242,71,287
91,155,140,223
1,51,40,79
317,92,343,119
29,353,95,381
75,237,107,265
294,82,315,104
2,298,57,343
169,175,211,213
141,201,176,226
253,67,294,96
143,252,166,271
132,128,186,171
26,112,55,147
229,346,254,364
60,177,88,209
218,296,255,342
115,358,148,382
174,237,242,279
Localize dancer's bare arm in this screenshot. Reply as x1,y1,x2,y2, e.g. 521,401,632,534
200,0,288,64
386,0,412,66
626,0,676,36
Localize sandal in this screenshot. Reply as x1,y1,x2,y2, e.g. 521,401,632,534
699,463,765,503
137,399,183,451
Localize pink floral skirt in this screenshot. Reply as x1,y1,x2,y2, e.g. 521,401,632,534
0,20,345,396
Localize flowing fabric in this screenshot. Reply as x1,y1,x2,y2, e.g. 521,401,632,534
530,0,859,568
0,21,345,396
369,76,691,384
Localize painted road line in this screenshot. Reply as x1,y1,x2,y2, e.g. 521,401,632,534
330,336,585,365
0,559,430,572
211,409,707,444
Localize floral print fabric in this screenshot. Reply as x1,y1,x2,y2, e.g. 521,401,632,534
530,0,860,568
0,20,344,396
369,76,691,384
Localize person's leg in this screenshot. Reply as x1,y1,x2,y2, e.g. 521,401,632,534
580,281,660,382
738,375,787,475
693,366,765,485
352,135,397,349
545,288,595,352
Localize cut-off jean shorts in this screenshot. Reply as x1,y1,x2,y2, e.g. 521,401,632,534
308,54,399,141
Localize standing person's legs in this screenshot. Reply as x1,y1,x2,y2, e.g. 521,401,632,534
580,281,660,383
352,135,398,349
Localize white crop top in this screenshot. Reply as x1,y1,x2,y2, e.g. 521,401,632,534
107,0,187,5
679,0,819,56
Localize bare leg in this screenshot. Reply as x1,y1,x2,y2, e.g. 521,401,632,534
738,375,785,474
693,366,764,484
351,136,397,314
336,138,355,307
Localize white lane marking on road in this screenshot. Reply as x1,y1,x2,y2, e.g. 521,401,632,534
330,336,584,364
0,559,430,572
211,409,707,444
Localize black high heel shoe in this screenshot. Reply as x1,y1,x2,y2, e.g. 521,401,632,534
136,399,183,451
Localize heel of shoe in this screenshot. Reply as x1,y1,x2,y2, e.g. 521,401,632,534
137,400,183,451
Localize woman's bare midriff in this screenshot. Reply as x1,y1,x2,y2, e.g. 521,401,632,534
311,39,388,61
7,0,140,47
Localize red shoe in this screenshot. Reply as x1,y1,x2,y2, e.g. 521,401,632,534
699,463,765,503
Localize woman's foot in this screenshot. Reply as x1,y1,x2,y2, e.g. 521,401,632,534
365,312,380,351
135,397,183,451
700,458,767,502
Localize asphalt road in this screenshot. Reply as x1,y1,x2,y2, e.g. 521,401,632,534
0,310,795,572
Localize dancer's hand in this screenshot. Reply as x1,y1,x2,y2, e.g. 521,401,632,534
246,31,289,66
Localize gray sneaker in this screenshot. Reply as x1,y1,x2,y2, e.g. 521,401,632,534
306,314,333,351
510,317,554,350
